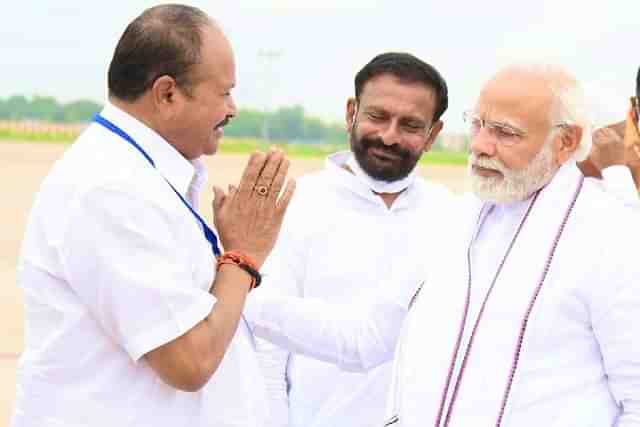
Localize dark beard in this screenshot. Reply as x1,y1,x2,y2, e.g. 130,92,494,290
350,127,421,182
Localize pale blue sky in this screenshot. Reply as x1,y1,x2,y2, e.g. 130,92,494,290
3,1,639,131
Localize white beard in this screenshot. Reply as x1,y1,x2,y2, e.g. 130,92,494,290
469,139,557,204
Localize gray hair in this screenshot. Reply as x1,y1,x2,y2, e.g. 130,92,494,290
550,80,592,162
500,63,593,162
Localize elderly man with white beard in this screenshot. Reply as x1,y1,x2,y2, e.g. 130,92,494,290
383,65,640,426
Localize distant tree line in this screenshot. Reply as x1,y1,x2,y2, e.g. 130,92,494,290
225,105,347,143
0,95,348,143
0,95,103,123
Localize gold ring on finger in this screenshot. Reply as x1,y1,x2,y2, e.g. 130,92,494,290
256,185,269,197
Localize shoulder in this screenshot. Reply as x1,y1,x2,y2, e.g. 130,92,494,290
46,125,180,219
412,177,454,200
578,179,637,223
575,181,640,265
294,168,336,193
411,177,470,224
284,168,343,213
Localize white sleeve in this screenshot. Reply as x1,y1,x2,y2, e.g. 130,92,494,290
246,276,419,372
601,166,639,207
60,185,216,362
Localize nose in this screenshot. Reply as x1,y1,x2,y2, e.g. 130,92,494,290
380,121,402,146
470,127,497,157
227,95,237,116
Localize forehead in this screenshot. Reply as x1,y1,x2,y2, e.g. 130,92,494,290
359,74,437,121
476,72,554,130
196,25,236,87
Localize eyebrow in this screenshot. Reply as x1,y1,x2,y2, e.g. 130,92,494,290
363,106,386,113
364,106,427,123
480,114,525,130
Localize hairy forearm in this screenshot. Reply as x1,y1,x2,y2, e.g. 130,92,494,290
202,264,253,369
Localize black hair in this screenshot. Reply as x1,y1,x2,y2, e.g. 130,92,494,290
354,52,449,122
107,4,211,102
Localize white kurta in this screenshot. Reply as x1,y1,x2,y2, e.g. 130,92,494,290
600,166,640,204
12,104,267,427
389,163,640,426
247,151,454,427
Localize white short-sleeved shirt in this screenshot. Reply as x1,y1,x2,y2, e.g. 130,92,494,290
11,103,267,427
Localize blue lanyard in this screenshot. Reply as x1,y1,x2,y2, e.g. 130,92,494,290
94,114,221,257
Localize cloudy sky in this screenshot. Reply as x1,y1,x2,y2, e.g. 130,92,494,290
3,1,639,131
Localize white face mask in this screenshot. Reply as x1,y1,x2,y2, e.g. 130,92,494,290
347,153,416,194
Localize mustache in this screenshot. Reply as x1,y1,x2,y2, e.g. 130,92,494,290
361,136,409,158
215,115,233,129
470,153,507,173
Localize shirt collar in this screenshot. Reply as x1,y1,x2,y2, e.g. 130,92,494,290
99,102,196,198
324,150,417,209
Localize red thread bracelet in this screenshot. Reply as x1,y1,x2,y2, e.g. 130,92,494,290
216,251,261,290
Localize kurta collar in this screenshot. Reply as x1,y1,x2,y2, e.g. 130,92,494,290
324,150,418,210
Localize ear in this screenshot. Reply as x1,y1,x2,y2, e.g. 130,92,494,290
345,98,357,132
150,75,181,119
424,120,444,153
555,125,582,164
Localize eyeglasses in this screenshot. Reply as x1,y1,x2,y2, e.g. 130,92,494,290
463,110,571,147
462,111,528,146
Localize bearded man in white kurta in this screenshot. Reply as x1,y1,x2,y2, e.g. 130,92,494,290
386,65,640,426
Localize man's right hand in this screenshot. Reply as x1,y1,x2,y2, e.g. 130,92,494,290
212,150,296,268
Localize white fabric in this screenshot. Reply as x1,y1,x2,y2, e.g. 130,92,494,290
246,151,454,427
347,153,416,194
12,103,267,427
248,284,411,373
601,165,640,206
389,162,640,426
